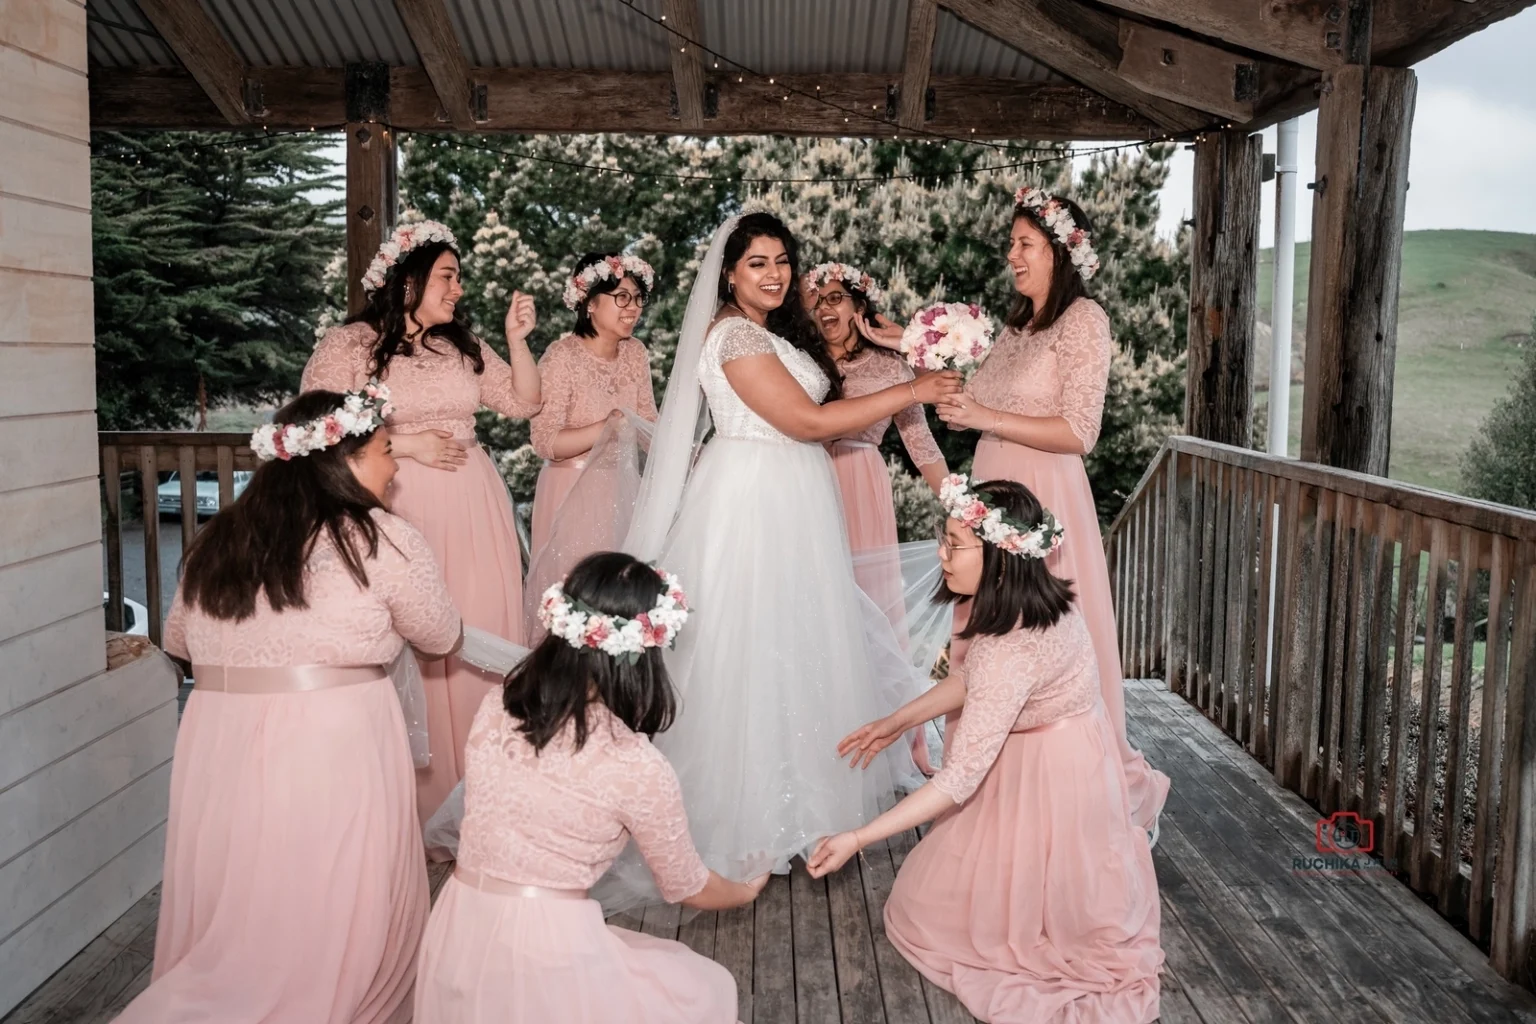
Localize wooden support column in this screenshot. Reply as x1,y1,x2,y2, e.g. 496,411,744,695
663,0,707,130
1185,129,1262,446
1300,64,1416,475
898,0,938,132
345,64,397,316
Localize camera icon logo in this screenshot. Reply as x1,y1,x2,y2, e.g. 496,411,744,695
1315,811,1375,856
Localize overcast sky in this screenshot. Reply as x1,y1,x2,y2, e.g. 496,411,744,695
1134,7,1536,244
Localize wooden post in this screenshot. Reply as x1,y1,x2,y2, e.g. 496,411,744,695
1300,64,1416,475
345,63,397,316
1185,129,1261,447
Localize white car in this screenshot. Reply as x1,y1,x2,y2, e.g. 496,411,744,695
105,592,150,636
158,471,252,519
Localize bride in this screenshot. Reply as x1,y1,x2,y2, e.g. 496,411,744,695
594,212,962,906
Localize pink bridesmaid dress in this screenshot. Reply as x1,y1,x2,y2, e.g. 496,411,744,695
884,610,1162,1023
414,694,737,1023
829,347,945,634
303,323,540,823
528,332,658,553
959,297,1169,830
115,511,461,1024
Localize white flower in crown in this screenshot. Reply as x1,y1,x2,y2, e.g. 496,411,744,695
899,302,996,374
806,262,885,306
249,381,393,462
938,473,1064,560
538,568,690,663
361,221,457,294
562,253,657,311
1012,186,1100,282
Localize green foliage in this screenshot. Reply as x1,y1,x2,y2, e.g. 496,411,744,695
92,131,340,429
889,458,944,543
1462,314,1536,510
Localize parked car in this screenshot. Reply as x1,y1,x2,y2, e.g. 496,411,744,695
158,471,252,519
104,592,150,637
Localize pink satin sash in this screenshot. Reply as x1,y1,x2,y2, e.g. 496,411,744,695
192,664,387,694
454,868,590,900
1011,706,1095,736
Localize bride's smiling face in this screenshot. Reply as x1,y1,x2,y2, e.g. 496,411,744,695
726,236,791,316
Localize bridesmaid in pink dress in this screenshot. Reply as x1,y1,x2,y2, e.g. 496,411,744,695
302,221,542,823
815,477,1161,1024
415,552,767,1023
116,389,462,1024
934,189,1169,832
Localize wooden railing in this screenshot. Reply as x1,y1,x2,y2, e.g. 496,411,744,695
1104,436,1536,986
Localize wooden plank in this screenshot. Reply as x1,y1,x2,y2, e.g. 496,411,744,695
661,0,707,131
1208,462,1234,725
216,446,235,508
1137,492,1151,678
136,446,163,648
753,874,794,1024
0,477,99,569
1220,467,1250,733
1374,0,1536,68
345,120,397,316
1270,479,1306,788
1299,64,1416,474
898,0,938,132
1384,515,1423,866
1117,20,1263,122
0,345,95,418
0,269,95,346
1298,489,1334,800
0,196,93,279
1436,526,1480,923
1470,536,1512,942
0,121,91,212
1361,504,1398,825
0,542,100,648
641,900,682,942
1093,0,1347,69
1165,450,1190,694
0,0,89,72
885,828,976,1023
1492,556,1536,986
133,0,250,125
678,909,717,961
43,916,156,1024
1251,472,1278,759
0,46,90,143
1337,498,1376,816
713,903,755,1024
177,446,198,546
1196,460,1219,713
790,870,839,1024
858,837,930,1024
1150,463,1167,676
1154,895,1253,1024
0,608,104,718
1411,520,1452,892
827,861,884,1024
392,0,476,129
1320,491,1356,813
1157,964,1217,1024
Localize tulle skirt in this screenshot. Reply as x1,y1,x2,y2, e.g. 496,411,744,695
970,436,1169,830
886,708,1162,1024
594,437,921,911
114,680,428,1024
389,446,523,824
829,441,907,643
415,878,736,1023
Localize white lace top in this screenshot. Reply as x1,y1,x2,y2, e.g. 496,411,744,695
699,317,830,443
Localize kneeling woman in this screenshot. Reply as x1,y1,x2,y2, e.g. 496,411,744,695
811,478,1162,1024
415,552,767,1023
117,387,463,1024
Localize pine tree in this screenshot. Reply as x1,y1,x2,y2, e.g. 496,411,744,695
92,131,340,430
1462,315,1536,510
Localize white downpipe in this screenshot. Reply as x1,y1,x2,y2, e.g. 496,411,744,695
1266,118,1301,698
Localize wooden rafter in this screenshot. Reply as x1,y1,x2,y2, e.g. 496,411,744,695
392,0,476,129
1373,0,1536,66
1091,0,1350,70
899,0,939,132
133,0,249,124
662,0,707,130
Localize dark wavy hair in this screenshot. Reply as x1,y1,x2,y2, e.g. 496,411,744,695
503,551,680,753
717,212,842,400
346,239,485,378
179,390,387,621
1005,196,1093,332
936,480,1076,637
571,252,650,339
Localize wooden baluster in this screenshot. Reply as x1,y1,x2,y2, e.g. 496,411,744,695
217,444,235,508
138,445,163,647
1150,462,1167,677
1492,554,1536,987
1338,499,1378,817
1221,467,1252,738
1251,473,1278,761
1133,497,1148,678
1411,520,1452,893
1385,512,1423,868
1197,461,1222,716
1471,535,1513,942
1361,504,1398,843
1320,490,1357,814
1208,463,1234,725
101,444,124,633
1436,527,1481,923
1297,486,1332,800
179,445,199,545
1185,456,1207,701
1270,478,1304,784
1165,451,1190,695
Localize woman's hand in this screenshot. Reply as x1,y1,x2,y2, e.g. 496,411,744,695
838,715,906,770
505,291,538,346
909,370,963,405
936,395,997,433
853,312,904,351
395,430,468,471
807,832,862,878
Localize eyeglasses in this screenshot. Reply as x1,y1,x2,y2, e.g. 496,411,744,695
603,291,646,309
934,521,982,556
812,290,850,310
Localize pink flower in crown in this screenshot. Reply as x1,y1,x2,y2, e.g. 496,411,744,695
636,613,670,648
961,498,988,525
582,618,611,648
1068,229,1086,247
272,431,291,461
322,416,343,444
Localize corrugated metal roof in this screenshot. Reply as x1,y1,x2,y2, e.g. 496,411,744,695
448,0,672,71
88,0,179,67
698,0,906,76
932,9,1060,81
205,0,419,68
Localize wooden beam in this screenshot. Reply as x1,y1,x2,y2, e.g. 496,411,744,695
392,0,476,129
1373,0,1536,66
1117,21,1263,122
1091,0,1350,70
1185,129,1261,447
133,0,249,124
88,67,1159,140
899,0,939,132
940,0,1212,131
1299,65,1417,475
346,122,397,315
662,0,707,130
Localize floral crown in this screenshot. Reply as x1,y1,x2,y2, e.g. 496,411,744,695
1013,187,1099,281
939,473,1064,560
361,220,456,294
251,381,393,462
563,254,657,311
806,262,884,305
538,568,689,663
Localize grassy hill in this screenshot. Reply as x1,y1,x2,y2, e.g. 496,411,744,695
1253,229,1536,494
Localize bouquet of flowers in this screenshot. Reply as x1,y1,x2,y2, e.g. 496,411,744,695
899,302,995,374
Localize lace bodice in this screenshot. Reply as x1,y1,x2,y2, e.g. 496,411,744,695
529,334,658,460
699,318,829,443
455,693,711,899
162,511,461,667
835,348,944,465
930,610,1099,803
965,298,1112,452
301,322,541,440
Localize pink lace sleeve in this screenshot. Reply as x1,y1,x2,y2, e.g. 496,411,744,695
301,325,371,392
891,362,944,467
632,343,659,422
162,588,189,661
372,513,462,655
528,343,575,459
1055,301,1112,452
613,746,711,902
477,340,542,420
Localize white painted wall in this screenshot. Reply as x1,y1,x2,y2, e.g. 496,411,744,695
0,0,179,1013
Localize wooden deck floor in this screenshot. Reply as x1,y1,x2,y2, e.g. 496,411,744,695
9,680,1536,1024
